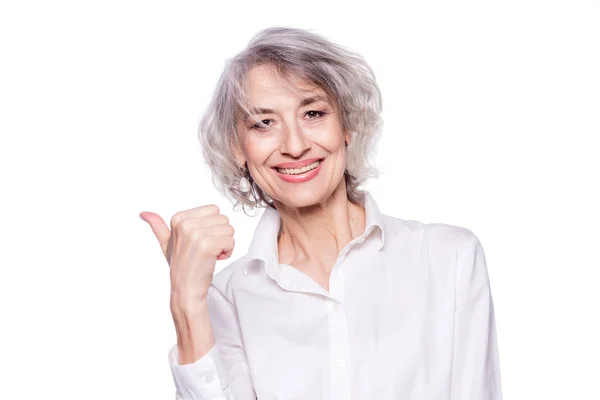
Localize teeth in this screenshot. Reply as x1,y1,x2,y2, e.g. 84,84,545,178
276,160,321,175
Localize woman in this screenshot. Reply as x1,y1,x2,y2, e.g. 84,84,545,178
140,27,502,399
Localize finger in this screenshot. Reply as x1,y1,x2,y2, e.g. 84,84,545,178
178,214,230,231
170,204,220,228
206,223,234,237
205,235,235,258
197,214,230,228
217,249,233,260
216,237,235,260
140,211,171,258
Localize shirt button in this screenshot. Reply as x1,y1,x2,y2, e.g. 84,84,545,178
337,359,346,368
205,374,215,384
332,303,341,311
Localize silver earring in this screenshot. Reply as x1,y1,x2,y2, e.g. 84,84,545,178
239,176,251,193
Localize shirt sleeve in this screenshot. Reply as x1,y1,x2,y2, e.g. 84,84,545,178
168,286,256,400
451,231,503,400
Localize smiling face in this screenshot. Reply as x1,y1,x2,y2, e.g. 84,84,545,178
234,64,350,209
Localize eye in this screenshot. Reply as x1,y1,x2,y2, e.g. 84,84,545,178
250,119,273,130
304,110,327,119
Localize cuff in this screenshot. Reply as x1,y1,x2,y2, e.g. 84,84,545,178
168,344,229,399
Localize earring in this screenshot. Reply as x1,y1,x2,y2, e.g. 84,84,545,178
239,163,251,193
239,176,251,193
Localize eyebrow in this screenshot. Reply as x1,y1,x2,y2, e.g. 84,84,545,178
248,95,330,116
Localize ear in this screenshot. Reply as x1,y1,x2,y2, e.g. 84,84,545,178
344,130,351,146
231,138,246,169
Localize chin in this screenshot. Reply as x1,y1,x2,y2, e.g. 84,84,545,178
273,185,337,209
266,165,346,209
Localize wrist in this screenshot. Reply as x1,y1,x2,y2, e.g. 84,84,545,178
171,303,215,365
170,293,209,318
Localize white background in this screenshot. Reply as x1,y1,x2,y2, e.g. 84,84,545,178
1,0,598,398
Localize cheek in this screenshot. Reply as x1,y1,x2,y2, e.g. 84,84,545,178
244,135,278,163
325,136,348,155
309,121,347,150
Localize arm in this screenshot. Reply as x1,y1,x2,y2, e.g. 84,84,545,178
450,231,503,399
168,286,256,400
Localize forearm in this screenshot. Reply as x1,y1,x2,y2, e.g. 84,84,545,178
168,289,256,400
171,296,216,365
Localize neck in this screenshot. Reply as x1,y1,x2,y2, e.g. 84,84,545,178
274,179,366,273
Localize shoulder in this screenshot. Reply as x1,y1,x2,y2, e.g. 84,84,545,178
381,213,480,258
380,214,487,291
207,253,254,305
383,213,477,242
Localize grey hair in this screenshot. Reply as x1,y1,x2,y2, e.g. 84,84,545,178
198,26,383,213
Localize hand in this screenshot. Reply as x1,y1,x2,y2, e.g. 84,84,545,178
140,204,235,309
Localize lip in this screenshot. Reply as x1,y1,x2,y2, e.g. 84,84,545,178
273,159,324,183
272,157,323,169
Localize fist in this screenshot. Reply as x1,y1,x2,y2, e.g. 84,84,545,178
140,204,235,304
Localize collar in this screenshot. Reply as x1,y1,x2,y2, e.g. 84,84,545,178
242,192,386,275
364,191,386,250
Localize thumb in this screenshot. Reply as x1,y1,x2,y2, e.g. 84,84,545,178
139,211,171,259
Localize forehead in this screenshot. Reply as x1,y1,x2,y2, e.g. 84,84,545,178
245,64,328,102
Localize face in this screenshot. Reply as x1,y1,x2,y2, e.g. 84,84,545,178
234,64,350,209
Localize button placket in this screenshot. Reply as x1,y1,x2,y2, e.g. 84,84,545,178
327,266,351,400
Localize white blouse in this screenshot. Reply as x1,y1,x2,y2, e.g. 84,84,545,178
168,193,503,399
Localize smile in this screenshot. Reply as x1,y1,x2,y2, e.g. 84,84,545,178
273,159,324,183
275,160,321,175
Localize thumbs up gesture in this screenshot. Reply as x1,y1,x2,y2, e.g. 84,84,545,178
140,204,235,308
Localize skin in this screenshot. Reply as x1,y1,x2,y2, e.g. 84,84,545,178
234,64,366,291
139,63,367,365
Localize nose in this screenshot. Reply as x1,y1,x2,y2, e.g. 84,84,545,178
279,119,310,158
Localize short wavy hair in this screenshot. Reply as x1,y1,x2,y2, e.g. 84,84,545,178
198,26,383,213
